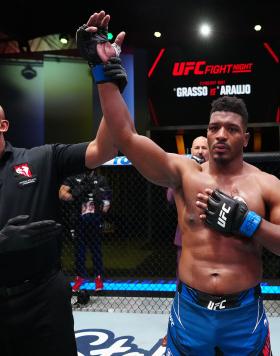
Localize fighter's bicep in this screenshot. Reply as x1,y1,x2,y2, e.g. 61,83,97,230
265,176,280,225
124,134,183,187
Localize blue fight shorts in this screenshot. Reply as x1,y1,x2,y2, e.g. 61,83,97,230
166,282,272,356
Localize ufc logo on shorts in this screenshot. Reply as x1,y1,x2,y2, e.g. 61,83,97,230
217,203,231,228
207,299,226,310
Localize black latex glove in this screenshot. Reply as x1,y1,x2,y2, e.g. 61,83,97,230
0,215,62,253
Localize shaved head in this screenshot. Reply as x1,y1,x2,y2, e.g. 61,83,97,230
191,136,209,162
191,136,207,149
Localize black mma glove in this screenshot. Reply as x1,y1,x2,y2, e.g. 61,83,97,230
76,24,126,92
92,57,127,93
0,215,62,253
205,189,262,238
76,24,107,67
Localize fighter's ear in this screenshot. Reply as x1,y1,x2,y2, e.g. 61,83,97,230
243,131,250,148
0,119,9,133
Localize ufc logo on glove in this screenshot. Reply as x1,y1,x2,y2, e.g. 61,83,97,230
217,203,231,228
205,189,262,238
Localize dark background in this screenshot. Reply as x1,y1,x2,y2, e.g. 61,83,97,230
0,0,279,51
0,0,279,150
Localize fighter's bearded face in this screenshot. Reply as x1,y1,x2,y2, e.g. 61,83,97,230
207,111,249,163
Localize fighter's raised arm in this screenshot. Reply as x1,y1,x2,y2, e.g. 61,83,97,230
98,83,187,187
76,10,195,188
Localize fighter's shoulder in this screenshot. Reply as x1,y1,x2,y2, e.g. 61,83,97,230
258,170,280,187
259,171,280,204
244,161,263,174
246,162,280,189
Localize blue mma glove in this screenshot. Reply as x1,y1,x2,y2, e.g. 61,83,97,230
205,189,262,238
92,57,127,93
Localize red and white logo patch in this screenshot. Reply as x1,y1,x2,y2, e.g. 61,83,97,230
14,163,32,177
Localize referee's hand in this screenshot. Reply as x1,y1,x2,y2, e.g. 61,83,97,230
0,215,62,253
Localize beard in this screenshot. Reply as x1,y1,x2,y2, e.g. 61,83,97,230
211,148,243,165
212,152,230,163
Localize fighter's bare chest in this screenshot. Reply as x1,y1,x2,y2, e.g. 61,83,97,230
184,172,264,214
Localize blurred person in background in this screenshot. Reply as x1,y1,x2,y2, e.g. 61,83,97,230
59,168,112,292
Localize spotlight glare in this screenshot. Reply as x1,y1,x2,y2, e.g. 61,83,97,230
154,31,161,38
199,24,212,37
59,34,69,44
254,24,262,32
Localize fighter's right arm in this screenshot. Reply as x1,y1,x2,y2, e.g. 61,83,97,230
98,83,182,187
76,10,191,188
77,26,182,186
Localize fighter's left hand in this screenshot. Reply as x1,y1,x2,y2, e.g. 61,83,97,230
196,188,262,238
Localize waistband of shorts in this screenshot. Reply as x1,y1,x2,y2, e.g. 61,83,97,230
178,281,261,310
0,267,59,298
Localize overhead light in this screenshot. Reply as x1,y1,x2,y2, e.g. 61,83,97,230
21,64,37,80
59,34,69,44
254,24,262,32
154,31,162,38
199,23,212,37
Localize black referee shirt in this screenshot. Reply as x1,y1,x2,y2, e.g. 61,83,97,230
0,141,89,285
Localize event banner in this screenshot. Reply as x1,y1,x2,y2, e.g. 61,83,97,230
148,41,279,126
